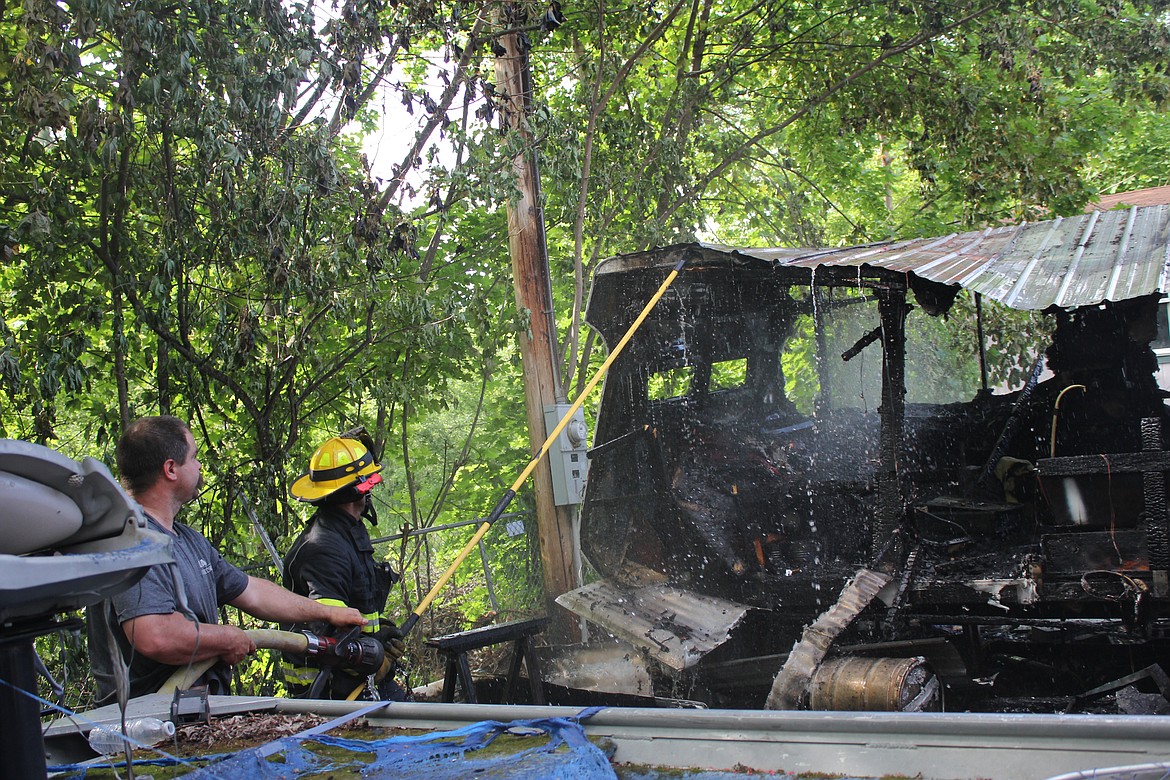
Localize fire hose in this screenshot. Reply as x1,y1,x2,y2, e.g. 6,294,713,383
157,628,389,698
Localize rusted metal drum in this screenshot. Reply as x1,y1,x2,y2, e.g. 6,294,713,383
808,656,941,712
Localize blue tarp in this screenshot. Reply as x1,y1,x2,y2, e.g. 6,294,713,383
184,712,617,780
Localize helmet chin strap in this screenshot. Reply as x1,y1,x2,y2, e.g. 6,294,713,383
361,495,378,527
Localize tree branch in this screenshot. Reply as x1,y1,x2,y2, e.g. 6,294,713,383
657,3,998,226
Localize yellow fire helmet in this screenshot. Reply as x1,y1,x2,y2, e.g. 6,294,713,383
290,436,383,503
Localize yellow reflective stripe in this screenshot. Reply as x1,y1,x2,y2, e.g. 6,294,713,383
312,598,378,633
280,660,318,686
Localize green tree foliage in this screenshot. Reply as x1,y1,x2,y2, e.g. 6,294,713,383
1,0,521,528
1,0,535,700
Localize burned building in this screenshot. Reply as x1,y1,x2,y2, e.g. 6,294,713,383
556,206,1170,712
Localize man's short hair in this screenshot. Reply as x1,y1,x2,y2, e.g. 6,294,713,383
117,416,193,494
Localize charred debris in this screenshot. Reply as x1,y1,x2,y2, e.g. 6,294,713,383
557,218,1170,714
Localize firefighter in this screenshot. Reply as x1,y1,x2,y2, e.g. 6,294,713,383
280,433,408,700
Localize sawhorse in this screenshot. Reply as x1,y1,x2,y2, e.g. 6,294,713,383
426,617,549,704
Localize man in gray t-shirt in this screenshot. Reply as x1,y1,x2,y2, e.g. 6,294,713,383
88,518,250,702
86,416,368,705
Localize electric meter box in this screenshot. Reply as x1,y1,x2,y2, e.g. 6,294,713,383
543,404,589,506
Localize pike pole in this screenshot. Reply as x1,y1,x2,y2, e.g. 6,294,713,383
399,255,689,635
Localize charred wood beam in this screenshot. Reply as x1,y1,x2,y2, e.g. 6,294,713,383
909,614,1158,628
975,292,989,393
818,292,876,311
810,276,905,292
980,355,1046,493
841,326,882,362
874,289,908,564
1036,451,1170,476
1142,418,1170,597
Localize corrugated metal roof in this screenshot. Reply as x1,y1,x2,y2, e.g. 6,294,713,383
692,204,1170,310
1089,184,1170,212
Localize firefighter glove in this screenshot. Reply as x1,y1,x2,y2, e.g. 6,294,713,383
375,622,406,662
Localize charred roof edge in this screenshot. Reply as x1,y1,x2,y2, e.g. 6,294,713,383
595,206,1170,311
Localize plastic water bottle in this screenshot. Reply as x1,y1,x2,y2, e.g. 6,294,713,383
87,717,176,755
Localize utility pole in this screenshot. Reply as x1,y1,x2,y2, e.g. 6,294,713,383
492,5,578,639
